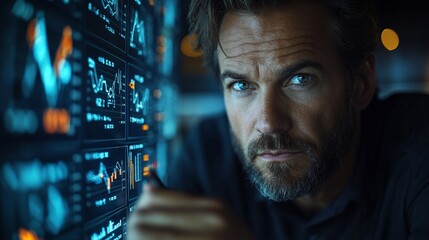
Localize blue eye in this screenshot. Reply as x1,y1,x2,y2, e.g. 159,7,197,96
289,74,312,85
231,81,254,91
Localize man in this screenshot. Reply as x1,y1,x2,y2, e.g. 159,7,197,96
128,0,429,239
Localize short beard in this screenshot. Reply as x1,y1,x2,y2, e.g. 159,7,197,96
231,106,355,202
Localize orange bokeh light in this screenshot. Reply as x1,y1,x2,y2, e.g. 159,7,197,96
381,28,399,51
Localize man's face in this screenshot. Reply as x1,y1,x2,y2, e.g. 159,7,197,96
218,3,356,201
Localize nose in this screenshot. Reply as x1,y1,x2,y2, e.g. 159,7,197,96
254,88,292,134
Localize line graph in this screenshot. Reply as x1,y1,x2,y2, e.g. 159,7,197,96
85,44,126,140
86,0,127,50
101,0,119,20
84,147,126,220
128,1,154,62
129,75,150,114
86,161,123,194
88,57,123,108
129,9,146,56
128,64,153,138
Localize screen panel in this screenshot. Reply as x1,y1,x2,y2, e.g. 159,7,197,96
0,0,178,239
85,43,127,140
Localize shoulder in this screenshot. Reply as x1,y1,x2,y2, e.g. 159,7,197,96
363,92,429,158
368,92,429,169
398,125,429,237
362,94,429,237
370,93,429,208
361,92,429,201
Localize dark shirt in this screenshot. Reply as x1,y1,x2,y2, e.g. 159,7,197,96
165,93,429,240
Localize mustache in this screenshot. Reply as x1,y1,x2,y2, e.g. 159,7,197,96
247,133,316,161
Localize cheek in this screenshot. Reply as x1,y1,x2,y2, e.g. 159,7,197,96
224,95,255,148
293,94,347,150
296,110,327,150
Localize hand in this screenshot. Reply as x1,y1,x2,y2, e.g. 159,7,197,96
127,184,254,240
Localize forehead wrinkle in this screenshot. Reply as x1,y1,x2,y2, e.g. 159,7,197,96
220,59,261,80
221,35,320,59
220,49,322,83
222,49,319,67
226,42,319,59
274,49,320,61
223,31,319,48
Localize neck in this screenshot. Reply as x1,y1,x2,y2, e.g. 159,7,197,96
292,119,361,216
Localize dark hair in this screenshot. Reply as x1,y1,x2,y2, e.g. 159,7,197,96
187,0,379,79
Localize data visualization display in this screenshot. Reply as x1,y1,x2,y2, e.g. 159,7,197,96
128,64,157,138
86,0,127,51
84,147,127,220
129,0,155,64
0,4,82,139
85,208,127,240
1,153,83,239
85,44,127,140
128,143,156,200
1,0,178,239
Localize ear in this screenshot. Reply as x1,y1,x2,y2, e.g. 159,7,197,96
351,55,377,110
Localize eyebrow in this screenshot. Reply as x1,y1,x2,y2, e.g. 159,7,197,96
277,60,323,79
220,60,323,82
220,71,247,82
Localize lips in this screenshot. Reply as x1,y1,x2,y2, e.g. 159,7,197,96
257,150,304,162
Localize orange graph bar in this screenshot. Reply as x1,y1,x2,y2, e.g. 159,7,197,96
54,26,73,77
129,160,134,189
107,178,111,191
143,154,149,161
19,228,39,240
43,108,70,134
143,166,150,176
114,171,117,179
129,81,135,90
26,19,36,48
